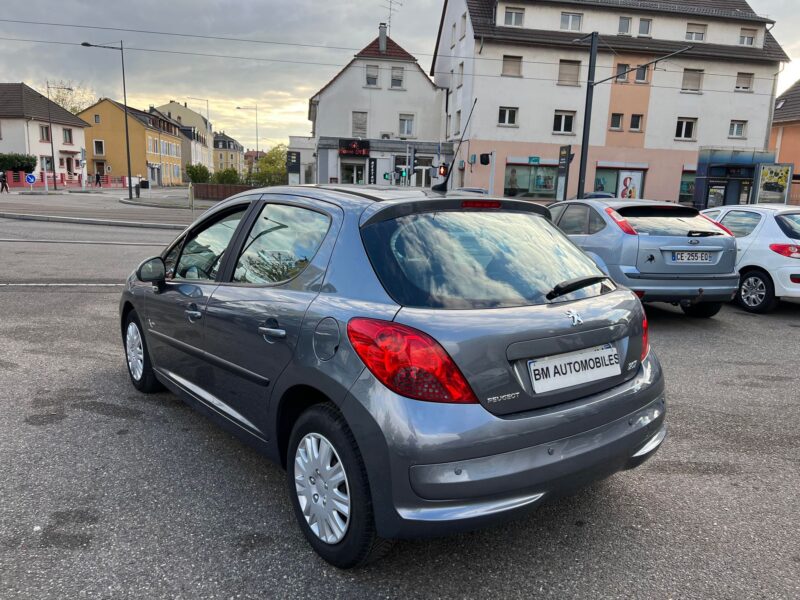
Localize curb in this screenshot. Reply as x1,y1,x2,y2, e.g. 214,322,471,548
0,212,186,230
118,197,212,210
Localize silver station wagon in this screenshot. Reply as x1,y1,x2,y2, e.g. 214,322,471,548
120,186,666,568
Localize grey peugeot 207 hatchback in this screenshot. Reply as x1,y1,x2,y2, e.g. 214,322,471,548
120,186,666,568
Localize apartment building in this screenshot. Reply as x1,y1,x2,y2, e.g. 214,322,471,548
213,131,245,175
156,101,214,174
79,98,184,186
295,23,452,187
432,0,788,203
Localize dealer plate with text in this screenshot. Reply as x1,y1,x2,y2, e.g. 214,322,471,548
528,343,621,394
671,251,712,263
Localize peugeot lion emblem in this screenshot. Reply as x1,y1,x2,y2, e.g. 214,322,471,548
566,310,584,327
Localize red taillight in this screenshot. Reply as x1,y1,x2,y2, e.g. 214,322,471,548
346,318,478,404
605,207,637,235
770,243,800,259
791,275,800,284
700,214,734,236
461,200,502,209
641,315,650,361
633,290,646,299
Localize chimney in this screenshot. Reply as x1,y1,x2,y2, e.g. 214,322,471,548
379,22,387,54
184,102,187,107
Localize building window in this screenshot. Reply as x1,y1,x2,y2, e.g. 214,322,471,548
631,114,644,131
619,17,631,35
735,72,754,91
219,153,223,160
391,66,404,88
505,8,524,27
352,111,367,138
457,62,464,87
686,23,707,42
94,114,100,124
365,65,379,87
451,23,456,47
558,60,581,86
639,18,652,36
502,55,522,77
610,113,623,130
729,120,747,138
399,113,414,136
94,139,105,155
675,118,697,140
740,28,756,46
553,110,576,134
498,107,518,126
616,63,630,83
679,172,697,204
505,165,557,199
446,114,451,138
455,110,462,135
561,12,582,31
39,125,50,142
62,128,73,144
460,12,467,38
635,65,649,83
681,69,704,92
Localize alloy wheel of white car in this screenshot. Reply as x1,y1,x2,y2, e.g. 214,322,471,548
740,275,767,308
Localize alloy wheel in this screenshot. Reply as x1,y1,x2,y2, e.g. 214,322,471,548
741,276,766,308
294,432,351,544
125,321,145,382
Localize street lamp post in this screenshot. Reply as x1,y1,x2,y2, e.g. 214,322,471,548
45,81,72,192
236,104,259,173
81,40,134,200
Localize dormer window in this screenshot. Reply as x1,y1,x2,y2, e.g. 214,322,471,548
505,7,524,27
686,23,707,42
639,19,652,37
618,17,631,35
740,28,756,46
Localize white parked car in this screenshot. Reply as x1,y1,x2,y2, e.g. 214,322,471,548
701,205,800,313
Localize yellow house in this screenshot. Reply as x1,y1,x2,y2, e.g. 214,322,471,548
79,98,184,186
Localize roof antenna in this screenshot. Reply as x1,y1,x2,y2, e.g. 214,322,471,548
381,0,403,36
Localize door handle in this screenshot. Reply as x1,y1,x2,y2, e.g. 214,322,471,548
185,308,203,322
258,326,286,339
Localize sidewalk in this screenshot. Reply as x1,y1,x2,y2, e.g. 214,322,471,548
0,191,204,229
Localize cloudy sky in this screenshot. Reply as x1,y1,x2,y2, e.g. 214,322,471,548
0,0,797,151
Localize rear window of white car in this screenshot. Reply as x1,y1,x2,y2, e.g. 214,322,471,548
776,213,800,240
617,206,723,237
362,210,611,309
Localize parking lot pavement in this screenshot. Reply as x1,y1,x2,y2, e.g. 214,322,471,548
1,220,798,599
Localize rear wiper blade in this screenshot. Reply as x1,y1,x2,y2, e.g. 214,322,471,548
546,276,609,301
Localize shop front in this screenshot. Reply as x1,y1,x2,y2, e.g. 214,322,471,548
593,163,648,199
503,158,558,199
693,148,778,209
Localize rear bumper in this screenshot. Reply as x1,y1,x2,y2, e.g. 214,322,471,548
610,266,739,302
342,351,666,539
771,266,800,298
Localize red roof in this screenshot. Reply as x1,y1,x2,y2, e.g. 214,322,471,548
356,36,417,62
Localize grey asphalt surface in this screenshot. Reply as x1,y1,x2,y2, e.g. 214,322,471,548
1,220,799,599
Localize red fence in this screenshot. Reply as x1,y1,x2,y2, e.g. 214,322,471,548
3,171,130,189
194,183,257,200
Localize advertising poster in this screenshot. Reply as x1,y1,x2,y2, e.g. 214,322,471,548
617,170,644,199
754,164,793,204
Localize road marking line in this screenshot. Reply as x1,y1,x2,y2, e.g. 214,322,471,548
0,238,166,247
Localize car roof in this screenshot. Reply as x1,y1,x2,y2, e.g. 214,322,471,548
704,204,800,214
600,199,692,210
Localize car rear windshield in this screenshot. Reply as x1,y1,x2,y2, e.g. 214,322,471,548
361,210,610,309
617,206,723,237
776,213,800,240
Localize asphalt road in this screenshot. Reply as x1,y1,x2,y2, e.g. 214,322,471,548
1,220,798,599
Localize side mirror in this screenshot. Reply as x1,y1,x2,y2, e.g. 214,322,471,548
136,256,166,283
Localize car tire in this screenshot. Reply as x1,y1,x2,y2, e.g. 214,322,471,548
681,302,723,318
287,403,393,569
737,269,777,314
123,310,162,393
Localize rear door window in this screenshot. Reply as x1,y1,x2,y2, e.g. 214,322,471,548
720,210,762,238
588,208,607,234
362,210,609,309
617,206,723,237
776,213,800,240
559,204,590,235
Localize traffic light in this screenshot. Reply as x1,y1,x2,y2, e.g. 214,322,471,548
438,164,449,177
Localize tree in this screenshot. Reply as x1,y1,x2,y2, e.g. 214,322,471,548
38,80,97,115
212,168,241,184
185,163,210,183
0,153,37,172
251,144,288,187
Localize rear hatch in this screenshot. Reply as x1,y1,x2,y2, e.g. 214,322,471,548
615,205,736,276
360,199,647,416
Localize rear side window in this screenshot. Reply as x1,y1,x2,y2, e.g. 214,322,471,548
588,208,606,234
559,205,590,235
548,203,567,223
362,211,608,309
617,206,723,237
776,213,800,240
720,210,761,238
233,204,330,285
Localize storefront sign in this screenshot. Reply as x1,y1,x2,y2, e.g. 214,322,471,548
556,146,571,202
529,156,540,165
368,158,378,185
617,170,644,199
286,151,301,174
338,139,370,156
754,163,793,204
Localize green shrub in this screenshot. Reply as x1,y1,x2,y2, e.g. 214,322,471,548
185,163,210,183
0,153,38,172
212,168,241,185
